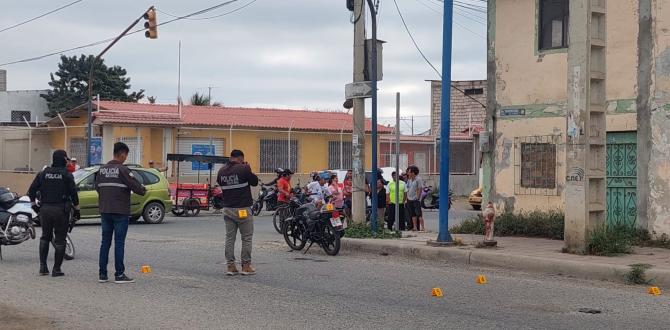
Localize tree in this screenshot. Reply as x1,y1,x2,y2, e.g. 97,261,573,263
147,96,157,104
41,54,145,117
189,92,222,107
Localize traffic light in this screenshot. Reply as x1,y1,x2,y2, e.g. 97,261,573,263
144,8,157,39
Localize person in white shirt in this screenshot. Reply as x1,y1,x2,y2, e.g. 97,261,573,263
306,173,331,206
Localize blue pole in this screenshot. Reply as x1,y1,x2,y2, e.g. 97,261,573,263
368,0,379,234
438,0,454,242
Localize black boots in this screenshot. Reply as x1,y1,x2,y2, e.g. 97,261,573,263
52,244,65,277
39,240,50,276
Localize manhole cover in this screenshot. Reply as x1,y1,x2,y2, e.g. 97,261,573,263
578,308,602,314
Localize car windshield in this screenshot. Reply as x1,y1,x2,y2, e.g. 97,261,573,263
73,169,93,182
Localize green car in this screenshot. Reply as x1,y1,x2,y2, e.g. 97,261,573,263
74,165,173,224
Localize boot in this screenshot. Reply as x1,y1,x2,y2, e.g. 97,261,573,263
52,245,65,277
39,240,50,276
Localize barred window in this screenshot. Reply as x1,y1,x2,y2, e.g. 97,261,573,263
69,138,87,166
260,139,298,173
449,141,475,174
116,137,143,165
11,111,31,122
328,141,352,169
521,143,556,189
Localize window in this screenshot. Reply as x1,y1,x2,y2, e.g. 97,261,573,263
464,88,484,96
449,141,475,174
77,173,96,191
11,111,31,122
259,139,298,173
130,170,145,185
140,171,160,185
520,143,556,189
69,138,88,166
116,137,143,165
539,0,569,50
328,141,352,169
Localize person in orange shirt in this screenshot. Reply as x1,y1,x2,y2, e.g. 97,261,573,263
277,169,293,205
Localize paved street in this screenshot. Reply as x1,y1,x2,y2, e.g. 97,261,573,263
1,206,669,329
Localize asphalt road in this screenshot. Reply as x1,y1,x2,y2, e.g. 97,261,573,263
2,208,669,329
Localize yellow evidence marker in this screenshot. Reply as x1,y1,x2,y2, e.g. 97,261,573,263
431,288,443,297
238,209,248,219
648,287,662,296
476,275,488,284
140,265,152,274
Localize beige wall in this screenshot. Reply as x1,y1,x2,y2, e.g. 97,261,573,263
495,0,639,106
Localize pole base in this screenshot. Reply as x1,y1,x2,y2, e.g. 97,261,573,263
427,240,454,247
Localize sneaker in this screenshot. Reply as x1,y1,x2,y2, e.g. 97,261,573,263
114,274,135,284
99,275,109,283
240,264,256,276
226,264,239,276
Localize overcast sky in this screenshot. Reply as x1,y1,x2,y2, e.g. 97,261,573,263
0,0,486,133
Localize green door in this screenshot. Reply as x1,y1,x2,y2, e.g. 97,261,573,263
606,132,637,226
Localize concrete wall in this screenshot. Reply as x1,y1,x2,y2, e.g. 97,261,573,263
0,90,49,123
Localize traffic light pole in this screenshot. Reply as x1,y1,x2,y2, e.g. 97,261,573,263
86,6,156,166
436,0,454,244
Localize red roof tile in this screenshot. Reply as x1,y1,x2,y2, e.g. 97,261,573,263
92,101,392,133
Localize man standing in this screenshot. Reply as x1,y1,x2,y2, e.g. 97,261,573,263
217,150,259,276
387,171,407,230
406,166,425,232
96,142,146,284
28,150,80,277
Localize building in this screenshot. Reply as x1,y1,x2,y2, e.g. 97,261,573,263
44,101,391,177
429,80,486,137
487,0,670,234
0,70,49,124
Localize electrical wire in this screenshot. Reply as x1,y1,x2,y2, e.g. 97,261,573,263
392,0,486,109
0,0,247,67
157,0,258,21
0,0,85,34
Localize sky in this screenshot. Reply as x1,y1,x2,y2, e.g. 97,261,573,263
0,0,487,134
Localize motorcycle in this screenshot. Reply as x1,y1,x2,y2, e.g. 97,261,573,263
0,192,76,261
282,202,342,256
251,182,279,216
272,184,308,234
421,186,453,210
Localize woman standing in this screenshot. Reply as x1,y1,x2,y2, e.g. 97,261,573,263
329,175,344,209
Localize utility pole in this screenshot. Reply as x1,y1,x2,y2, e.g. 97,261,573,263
564,0,607,252
351,0,367,224
394,92,400,231
433,0,454,245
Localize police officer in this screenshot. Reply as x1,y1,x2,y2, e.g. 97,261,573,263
96,142,146,284
28,150,80,277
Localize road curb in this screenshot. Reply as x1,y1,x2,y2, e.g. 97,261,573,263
342,238,670,287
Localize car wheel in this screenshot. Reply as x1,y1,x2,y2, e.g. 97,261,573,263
472,204,481,211
143,202,165,224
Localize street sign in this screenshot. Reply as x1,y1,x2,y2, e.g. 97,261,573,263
345,81,373,99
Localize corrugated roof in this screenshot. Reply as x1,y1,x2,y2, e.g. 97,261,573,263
92,101,392,133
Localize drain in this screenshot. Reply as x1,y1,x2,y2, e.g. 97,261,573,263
578,308,602,314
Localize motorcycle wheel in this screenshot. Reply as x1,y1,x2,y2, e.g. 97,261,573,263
321,224,341,256
252,201,262,216
283,219,307,250
421,196,434,209
53,235,75,260
273,207,290,234
172,207,186,216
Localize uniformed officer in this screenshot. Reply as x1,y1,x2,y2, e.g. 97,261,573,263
96,142,146,284
27,150,80,277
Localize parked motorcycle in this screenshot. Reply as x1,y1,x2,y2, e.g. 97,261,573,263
272,184,308,233
0,189,76,261
282,203,342,256
251,182,279,216
421,186,453,210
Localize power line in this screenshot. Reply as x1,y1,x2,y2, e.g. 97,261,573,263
156,0,258,21
0,0,247,67
0,0,85,34
391,0,487,109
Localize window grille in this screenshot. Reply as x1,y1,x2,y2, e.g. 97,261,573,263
259,139,298,173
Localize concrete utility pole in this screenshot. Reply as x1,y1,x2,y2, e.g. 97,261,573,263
564,0,607,252
352,0,367,224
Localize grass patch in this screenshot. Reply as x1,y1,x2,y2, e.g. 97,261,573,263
345,223,401,239
450,210,564,240
586,223,638,256
625,263,653,285
638,232,670,249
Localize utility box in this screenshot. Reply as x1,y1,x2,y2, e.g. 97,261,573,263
365,39,384,81
479,131,491,152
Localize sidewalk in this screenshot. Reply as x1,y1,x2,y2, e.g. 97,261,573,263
342,232,670,287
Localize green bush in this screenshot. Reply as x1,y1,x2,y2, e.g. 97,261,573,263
345,223,401,239
450,210,564,240
586,223,637,256
625,264,653,285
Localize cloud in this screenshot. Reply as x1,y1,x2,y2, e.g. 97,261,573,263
0,0,487,134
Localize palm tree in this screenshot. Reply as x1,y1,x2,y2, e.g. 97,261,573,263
190,92,223,106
